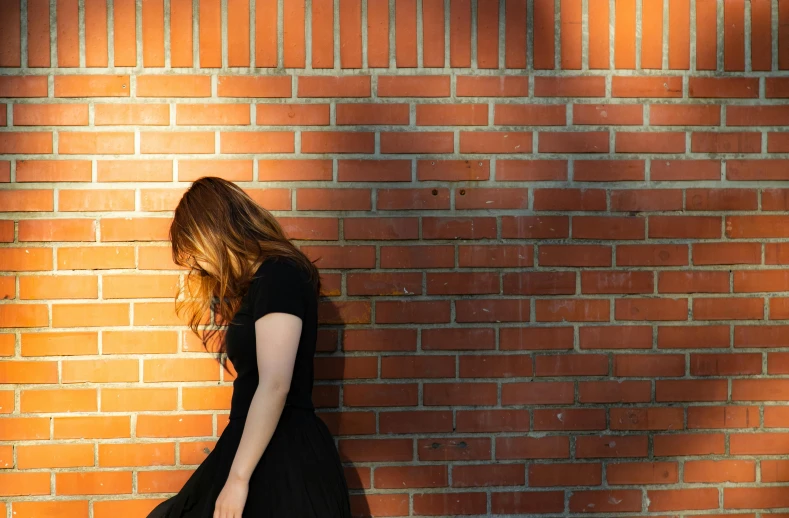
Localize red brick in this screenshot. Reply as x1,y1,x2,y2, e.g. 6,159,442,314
535,299,609,322
692,132,762,153
374,466,447,489
136,75,210,97
539,131,609,153
494,104,566,126
378,410,452,434
297,76,371,98
492,491,565,514
417,161,490,182
618,298,688,321
14,104,88,126
611,190,683,212
735,325,789,348
693,242,761,265
659,271,729,294
573,104,643,125
688,406,760,429
377,76,450,97
693,297,764,320
650,104,720,125
336,104,409,125
658,325,730,349
413,493,487,516
0,76,48,97
339,159,411,182
530,463,602,487
311,0,334,68
731,432,789,453
456,76,529,97
417,437,491,461
423,383,497,406
616,131,685,153
761,460,789,482
611,407,684,431
533,0,555,69
607,462,678,485
0,132,53,154
455,409,530,432
459,132,532,154
499,327,574,351
416,104,488,126
497,160,568,181
421,0,444,67
560,0,582,69
579,380,651,403
503,0,528,66
502,272,575,295
381,356,455,378
684,460,755,483
729,160,789,182
579,325,652,349
380,132,454,154
452,463,525,487
217,76,290,97
733,380,789,401
617,244,688,266
533,408,606,431
767,77,789,97
647,488,719,511
769,132,789,153
588,0,609,68
569,490,642,513
538,245,611,267
534,354,608,376
614,353,685,376
573,216,645,240
502,382,573,405
689,77,759,98
728,105,789,126
612,76,682,97
651,159,721,181
656,379,728,401
576,435,648,458
394,0,417,67
534,77,606,97
533,188,604,211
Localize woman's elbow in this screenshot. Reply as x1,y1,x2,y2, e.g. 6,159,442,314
259,378,290,399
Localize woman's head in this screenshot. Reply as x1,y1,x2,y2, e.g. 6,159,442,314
170,176,320,363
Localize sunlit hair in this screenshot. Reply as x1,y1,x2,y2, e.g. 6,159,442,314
170,176,321,367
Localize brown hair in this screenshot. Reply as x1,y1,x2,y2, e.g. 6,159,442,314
169,176,320,366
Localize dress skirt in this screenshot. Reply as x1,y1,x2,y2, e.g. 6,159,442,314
147,406,352,518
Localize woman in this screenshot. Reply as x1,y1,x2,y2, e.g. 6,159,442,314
147,177,352,518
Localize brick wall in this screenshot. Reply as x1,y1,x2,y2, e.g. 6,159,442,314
2,0,789,516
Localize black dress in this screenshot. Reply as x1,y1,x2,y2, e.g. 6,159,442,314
147,257,352,518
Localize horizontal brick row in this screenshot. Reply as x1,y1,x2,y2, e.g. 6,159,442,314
4,75,789,98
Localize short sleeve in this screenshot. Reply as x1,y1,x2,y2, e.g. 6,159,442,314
251,259,306,321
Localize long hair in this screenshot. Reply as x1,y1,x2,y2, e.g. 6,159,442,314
169,176,320,367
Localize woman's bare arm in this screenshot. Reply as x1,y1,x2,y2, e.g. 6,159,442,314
213,312,302,517
226,312,302,482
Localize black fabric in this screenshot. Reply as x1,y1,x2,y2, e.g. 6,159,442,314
147,256,351,518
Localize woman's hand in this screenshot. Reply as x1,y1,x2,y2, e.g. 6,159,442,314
213,477,249,518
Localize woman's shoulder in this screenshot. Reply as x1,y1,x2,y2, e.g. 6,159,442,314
252,255,309,285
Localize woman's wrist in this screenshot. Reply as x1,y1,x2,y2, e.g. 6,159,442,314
228,468,251,484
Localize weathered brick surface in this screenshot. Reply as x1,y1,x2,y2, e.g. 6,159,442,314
1,0,789,515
